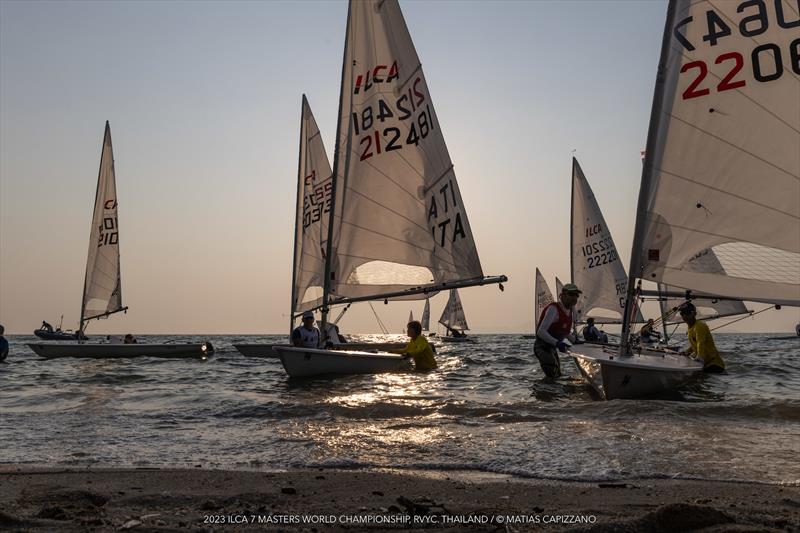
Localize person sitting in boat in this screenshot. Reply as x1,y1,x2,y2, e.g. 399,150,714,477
333,324,348,343
0,324,9,362
535,283,581,378
292,310,321,348
678,302,724,373
123,334,138,344
41,320,54,333
639,319,661,344
391,320,436,371
582,317,603,343
449,328,466,338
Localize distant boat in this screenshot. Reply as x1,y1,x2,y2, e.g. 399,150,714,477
33,329,84,341
274,0,505,377
439,290,475,343
27,122,212,359
571,0,799,398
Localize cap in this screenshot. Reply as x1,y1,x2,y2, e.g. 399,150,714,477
561,283,582,294
678,302,696,315
301,310,314,320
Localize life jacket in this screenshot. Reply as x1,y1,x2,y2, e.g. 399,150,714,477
537,302,572,341
292,326,320,348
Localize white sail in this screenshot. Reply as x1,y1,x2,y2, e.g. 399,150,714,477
571,158,643,324
633,0,800,306
658,249,749,323
82,121,123,324
534,268,555,328
292,96,335,314
421,299,430,331
328,0,485,303
408,310,414,324
438,289,469,331
555,277,564,297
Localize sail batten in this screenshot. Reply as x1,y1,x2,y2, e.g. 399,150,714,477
81,121,123,327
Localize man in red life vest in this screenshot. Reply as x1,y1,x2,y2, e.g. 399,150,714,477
534,283,581,378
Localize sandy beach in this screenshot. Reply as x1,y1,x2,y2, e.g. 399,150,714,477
0,467,797,532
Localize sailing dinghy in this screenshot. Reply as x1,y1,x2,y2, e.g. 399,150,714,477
523,268,555,338
274,0,506,377
438,290,475,343
570,0,799,398
26,122,212,359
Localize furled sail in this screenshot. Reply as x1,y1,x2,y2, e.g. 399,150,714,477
439,289,469,331
292,96,335,314
328,0,486,303
534,268,555,329
571,158,643,324
82,121,123,324
633,0,800,306
657,249,749,323
421,298,430,331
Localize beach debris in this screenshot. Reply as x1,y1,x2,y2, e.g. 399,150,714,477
397,496,449,516
598,482,631,489
200,500,220,510
372,490,384,496
281,487,297,495
315,475,325,480
121,519,142,529
35,506,68,520
140,513,161,520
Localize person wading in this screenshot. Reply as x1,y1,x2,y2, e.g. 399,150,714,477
534,283,581,378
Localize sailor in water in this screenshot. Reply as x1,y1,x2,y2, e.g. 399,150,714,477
291,310,321,348
391,320,436,371
535,283,581,378
679,302,725,373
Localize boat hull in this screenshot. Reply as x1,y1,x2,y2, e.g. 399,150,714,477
33,329,86,341
273,346,412,378
27,342,213,359
234,342,409,358
569,343,703,400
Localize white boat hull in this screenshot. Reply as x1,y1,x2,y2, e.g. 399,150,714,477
234,342,409,358
273,346,412,378
27,342,213,359
569,343,703,400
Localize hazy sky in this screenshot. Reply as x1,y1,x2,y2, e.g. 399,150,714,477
1,0,797,334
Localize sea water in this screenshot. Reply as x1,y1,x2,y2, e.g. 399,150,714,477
1,333,798,484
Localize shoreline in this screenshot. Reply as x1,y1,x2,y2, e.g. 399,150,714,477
1,467,797,531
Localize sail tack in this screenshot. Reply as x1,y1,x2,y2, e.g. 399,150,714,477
439,289,469,331
82,121,123,322
634,0,800,306
292,96,335,314
328,0,485,302
534,268,555,329
571,158,642,324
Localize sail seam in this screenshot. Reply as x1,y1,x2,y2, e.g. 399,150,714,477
648,216,800,253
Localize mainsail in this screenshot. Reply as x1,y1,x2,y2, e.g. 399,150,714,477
658,249,749,324
534,268,555,329
324,0,500,310
555,277,564,297
439,289,469,331
408,310,414,324
81,121,124,330
291,96,335,317
571,158,643,324
630,0,800,308
421,298,431,331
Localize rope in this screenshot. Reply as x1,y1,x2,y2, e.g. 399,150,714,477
368,302,389,335
709,305,775,332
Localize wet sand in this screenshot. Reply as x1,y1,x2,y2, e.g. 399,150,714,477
0,467,797,531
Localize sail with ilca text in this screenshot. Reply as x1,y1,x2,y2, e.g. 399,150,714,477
82,121,123,325
438,289,469,331
632,0,800,307
571,158,643,324
326,0,489,305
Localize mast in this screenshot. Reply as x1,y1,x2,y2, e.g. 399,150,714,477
569,157,578,337
321,0,353,344
289,96,306,336
620,0,677,355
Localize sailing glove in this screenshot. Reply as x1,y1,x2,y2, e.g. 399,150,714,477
556,340,568,353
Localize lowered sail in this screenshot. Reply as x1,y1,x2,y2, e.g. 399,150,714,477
571,158,643,324
439,289,469,331
421,298,430,331
292,96,335,314
658,249,749,323
328,0,485,303
82,121,123,324
534,268,555,328
634,0,800,306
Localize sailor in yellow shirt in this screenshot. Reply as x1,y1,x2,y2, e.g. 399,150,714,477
391,320,437,371
678,302,725,373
